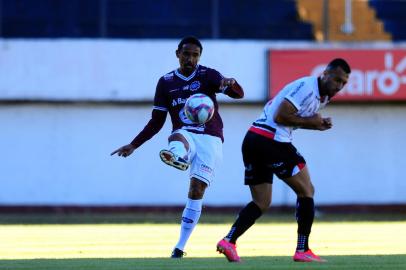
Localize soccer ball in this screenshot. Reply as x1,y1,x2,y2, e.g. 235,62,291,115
184,93,215,124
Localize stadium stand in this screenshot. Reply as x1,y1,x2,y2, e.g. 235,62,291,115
1,0,100,37
297,0,391,41
0,0,314,40
368,0,406,41
219,0,314,40
106,0,212,38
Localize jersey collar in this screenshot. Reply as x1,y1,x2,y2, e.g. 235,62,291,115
175,65,199,81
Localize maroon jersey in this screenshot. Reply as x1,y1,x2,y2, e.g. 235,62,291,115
153,65,225,141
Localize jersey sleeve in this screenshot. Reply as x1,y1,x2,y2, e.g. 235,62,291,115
153,77,169,112
206,68,224,94
284,81,312,111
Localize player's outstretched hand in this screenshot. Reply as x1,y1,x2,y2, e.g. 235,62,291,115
110,144,135,158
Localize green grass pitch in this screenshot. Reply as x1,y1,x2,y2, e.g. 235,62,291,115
0,217,405,270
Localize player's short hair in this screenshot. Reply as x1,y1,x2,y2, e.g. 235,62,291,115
327,58,351,74
178,36,203,54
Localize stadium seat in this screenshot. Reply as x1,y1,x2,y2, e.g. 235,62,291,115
0,0,314,40
369,0,406,40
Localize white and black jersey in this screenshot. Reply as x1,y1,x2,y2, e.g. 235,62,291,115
250,76,329,142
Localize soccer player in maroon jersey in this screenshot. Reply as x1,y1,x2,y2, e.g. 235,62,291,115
111,36,244,258
216,58,350,263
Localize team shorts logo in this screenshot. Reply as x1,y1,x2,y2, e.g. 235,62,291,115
190,81,201,91
200,164,213,174
271,162,284,168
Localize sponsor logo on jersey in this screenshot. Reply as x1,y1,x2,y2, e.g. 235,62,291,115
172,98,187,106
190,81,201,91
300,92,313,107
290,81,305,97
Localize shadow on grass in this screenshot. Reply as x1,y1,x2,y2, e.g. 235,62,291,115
0,212,406,225
1,255,405,270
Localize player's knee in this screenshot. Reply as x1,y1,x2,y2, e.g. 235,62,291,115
188,183,206,199
168,133,189,151
296,183,314,198
188,189,203,199
254,199,271,212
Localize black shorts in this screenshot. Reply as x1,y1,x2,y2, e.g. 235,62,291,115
242,130,306,185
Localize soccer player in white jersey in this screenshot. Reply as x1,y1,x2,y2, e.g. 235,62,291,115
111,36,244,258
217,58,351,263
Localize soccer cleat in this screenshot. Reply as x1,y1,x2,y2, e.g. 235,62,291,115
216,239,241,262
159,150,189,171
293,249,327,262
171,248,186,258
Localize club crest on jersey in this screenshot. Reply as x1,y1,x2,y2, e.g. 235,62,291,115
190,81,201,91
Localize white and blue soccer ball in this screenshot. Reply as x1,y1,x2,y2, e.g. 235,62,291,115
184,93,215,124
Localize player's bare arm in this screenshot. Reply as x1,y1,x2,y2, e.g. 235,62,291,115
110,109,167,157
274,99,331,131
220,78,244,99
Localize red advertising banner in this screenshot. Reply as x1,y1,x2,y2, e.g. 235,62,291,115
269,49,406,101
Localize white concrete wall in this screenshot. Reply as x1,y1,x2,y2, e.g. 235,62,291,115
2,39,404,102
0,39,268,102
1,39,406,206
1,104,405,206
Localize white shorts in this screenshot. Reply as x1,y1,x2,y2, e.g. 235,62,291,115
173,129,223,186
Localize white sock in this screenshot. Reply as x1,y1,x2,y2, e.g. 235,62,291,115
174,198,203,251
169,141,188,160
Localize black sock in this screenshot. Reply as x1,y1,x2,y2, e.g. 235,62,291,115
297,234,309,251
295,197,314,251
225,201,262,244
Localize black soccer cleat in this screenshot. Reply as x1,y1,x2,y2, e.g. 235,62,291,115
171,248,186,258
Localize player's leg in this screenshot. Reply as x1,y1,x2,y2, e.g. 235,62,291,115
225,183,271,244
172,133,221,258
172,177,207,258
217,131,273,262
160,131,191,171
282,166,325,262
217,185,271,263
